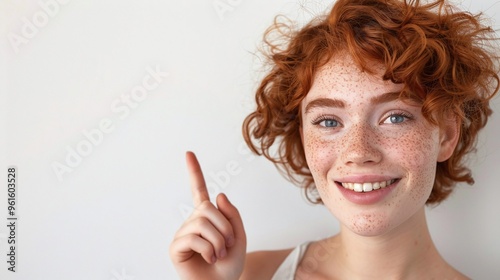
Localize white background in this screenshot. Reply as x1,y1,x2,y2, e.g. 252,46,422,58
1,0,499,279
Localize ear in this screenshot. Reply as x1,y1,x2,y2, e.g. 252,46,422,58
437,114,460,162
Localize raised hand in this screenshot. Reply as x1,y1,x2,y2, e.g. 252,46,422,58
170,152,247,280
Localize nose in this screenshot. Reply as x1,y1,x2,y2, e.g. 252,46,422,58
341,123,383,166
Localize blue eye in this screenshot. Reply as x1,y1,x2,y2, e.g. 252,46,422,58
383,112,413,124
311,115,341,128
320,119,339,127
389,115,405,123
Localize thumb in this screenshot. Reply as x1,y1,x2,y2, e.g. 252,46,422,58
216,193,246,248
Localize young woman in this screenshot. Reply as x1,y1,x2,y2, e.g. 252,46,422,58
170,0,499,279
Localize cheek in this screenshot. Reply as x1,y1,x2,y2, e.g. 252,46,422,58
302,129,348,205
398,127,440,169
392,127,440,200
395,132,438,167
303,129,337,179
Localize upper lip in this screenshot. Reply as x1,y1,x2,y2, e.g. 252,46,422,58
334,175,399,184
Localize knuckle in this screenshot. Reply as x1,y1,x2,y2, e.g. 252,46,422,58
185,233,199,245
188,235,213,258
219,222,233,237
197,200,213,212
193,216,209,228
212,233,225,248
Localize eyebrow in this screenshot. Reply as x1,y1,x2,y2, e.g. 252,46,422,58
304,91,405,114
304,98,345,113
370,91,403,104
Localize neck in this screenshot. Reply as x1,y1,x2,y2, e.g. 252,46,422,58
325,207,448,279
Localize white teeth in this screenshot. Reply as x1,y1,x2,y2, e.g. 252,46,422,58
353,183,363,192
362,182,373,192
341,179,396,193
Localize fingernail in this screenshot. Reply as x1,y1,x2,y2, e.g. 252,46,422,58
226,236,235,247
211,255,217,263
219,248,227,259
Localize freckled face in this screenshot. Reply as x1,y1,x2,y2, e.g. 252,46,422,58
300,55,443,236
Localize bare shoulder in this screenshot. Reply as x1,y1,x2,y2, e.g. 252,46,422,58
240,248,294,280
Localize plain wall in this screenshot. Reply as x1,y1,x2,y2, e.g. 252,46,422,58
1,0,499,279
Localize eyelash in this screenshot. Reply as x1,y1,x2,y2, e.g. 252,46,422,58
382,111,414,124
311,115,341,127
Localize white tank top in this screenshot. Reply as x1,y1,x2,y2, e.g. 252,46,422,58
271,242,311,280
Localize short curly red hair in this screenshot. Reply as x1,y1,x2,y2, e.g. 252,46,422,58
242,0,499,204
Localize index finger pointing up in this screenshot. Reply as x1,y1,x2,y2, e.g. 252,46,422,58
186,151,210,206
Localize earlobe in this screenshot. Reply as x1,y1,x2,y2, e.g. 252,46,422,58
437,115,460,162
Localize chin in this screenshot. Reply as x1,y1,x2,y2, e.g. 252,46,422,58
343,212,393,237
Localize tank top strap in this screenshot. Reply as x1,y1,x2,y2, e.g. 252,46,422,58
271,241,311,280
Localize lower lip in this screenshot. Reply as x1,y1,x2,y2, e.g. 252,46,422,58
336,181,398,205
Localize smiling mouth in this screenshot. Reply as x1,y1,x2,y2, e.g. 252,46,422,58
338,179,399,193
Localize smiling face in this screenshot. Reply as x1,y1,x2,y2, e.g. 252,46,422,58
300,55,455,236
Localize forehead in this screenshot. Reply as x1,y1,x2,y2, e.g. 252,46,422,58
302,55,404,106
